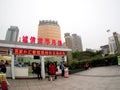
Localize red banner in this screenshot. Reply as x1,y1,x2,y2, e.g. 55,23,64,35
13,48,66,56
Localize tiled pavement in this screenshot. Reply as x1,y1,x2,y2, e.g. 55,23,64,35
7,65,120,90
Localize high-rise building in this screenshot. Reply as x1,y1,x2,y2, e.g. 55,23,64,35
64,33,83,52
100,45,109,56
38,20,61,44
64,33,72,48
5,26,19,42
108,32,120,54
71,34,83,52
108,36,116,54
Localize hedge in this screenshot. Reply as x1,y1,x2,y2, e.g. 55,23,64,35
69,55,118,70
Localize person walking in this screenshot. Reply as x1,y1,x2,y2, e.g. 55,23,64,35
47,61,50,76
48,62,56,81
61,61,66,77
36,63,42,80
32,62,36,74
0,60,7,73
84,63,89,70
54,61,58,79
0,60,8,90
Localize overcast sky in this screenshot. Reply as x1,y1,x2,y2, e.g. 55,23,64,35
0,0,120,50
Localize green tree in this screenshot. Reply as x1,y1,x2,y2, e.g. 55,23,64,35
72,50,102,60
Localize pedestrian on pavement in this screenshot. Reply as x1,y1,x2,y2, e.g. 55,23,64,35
0,60,7,73
84,63,89,70
47,61,50,75
36,63,42,80
32,62,36,74
61,61,66,77
54,61,58,79
48,62,56,81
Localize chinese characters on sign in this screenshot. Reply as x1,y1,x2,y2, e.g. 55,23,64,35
22,36,28,43
22,36,62,46
13,48,66,56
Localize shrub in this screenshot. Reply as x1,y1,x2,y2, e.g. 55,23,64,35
69,55,117,70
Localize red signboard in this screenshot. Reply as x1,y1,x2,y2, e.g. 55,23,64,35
30,37,36,44
38,38,43,44
13,48,66,56
45,38,50,45
22,36,28,43
22,36,62,46
58,40,62,46
52,39,56,45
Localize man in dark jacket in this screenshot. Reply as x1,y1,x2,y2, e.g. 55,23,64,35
36,63,42,80
0,60,6,73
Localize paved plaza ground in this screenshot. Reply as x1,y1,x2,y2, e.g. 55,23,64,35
7,65,120,90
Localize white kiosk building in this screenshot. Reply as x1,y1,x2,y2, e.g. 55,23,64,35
0,40,71,79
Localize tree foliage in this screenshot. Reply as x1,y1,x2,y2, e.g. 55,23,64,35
72,50,102,60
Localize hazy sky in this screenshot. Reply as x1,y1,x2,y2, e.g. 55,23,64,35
0,0,120,50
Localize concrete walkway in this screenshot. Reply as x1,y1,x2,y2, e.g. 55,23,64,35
7,65,120,90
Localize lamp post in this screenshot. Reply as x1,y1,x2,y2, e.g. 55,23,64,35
113,32,120,55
